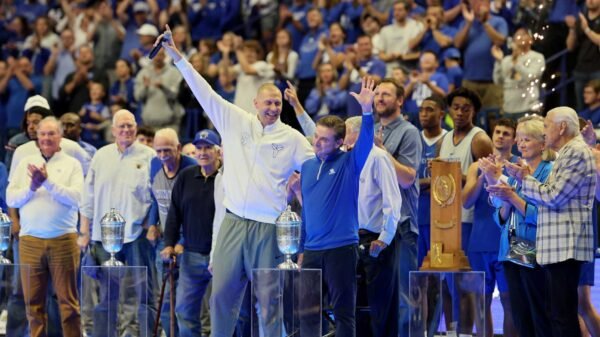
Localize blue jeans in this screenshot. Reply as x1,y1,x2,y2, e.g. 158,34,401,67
91,234,157,337
397,220,418,337
175,251,211,337
155,240,179,337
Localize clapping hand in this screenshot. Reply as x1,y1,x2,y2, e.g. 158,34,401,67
478,154,502,184
462,3,475,22
581,119,597,146
28,164,48,191
350,76,377,114
504,157,531,183
486,181,515,202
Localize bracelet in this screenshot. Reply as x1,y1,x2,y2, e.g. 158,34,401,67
585,27,592,34
78,232,89,237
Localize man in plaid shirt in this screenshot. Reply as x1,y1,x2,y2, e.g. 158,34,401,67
505,106,596,337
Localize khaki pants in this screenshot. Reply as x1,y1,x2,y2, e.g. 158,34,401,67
20,233,81,337
210,211,282,337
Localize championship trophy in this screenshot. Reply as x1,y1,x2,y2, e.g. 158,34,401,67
0,208,12,264
420,160,470,271
275,205,301,269
100,208,126,267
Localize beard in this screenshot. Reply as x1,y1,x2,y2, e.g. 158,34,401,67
376,105,396,118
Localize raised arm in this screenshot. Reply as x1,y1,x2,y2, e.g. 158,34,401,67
349,76,376,172
159,25,249,133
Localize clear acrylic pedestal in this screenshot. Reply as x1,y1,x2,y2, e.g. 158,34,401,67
251,268,322,337
81,265,148,337
0,264,30,336
409,271,485,337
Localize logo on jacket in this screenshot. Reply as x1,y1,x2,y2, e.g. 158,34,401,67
241,133,250,146
272,144,284,158
328,168,336,175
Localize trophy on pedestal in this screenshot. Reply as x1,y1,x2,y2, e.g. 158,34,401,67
0,208,12,264
275,205,301,269
100,208,125,267
420,160,471,271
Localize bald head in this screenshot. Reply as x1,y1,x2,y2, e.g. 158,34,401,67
112,109,137,149
112,109,136,126
38,116,63,135
254,83,283,127
154,128,181,167
154,128,180,147
257,83,281,97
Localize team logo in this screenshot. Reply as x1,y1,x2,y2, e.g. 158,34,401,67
432,174,455,208
272,144,284,158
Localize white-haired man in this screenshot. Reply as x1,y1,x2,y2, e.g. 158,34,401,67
78,109,157,337
344,116,402,337
505,106,596,337
147,127,197,336
7,117,84,337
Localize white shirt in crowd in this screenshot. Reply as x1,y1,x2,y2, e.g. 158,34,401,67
358,146,402,245
7,151,83,239
9,138,92,181
80,142,155,243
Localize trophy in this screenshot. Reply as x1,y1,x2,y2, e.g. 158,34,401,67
100,208,125,267
0,208,11,264
275,205,301,269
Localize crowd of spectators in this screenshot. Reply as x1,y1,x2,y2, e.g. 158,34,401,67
1,0,599,163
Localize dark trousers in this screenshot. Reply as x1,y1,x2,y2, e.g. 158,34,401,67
503,262,552,337
357,231,399,337
543,259,583,337
303,244,358,337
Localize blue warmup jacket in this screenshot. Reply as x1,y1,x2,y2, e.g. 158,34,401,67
300,114,374,251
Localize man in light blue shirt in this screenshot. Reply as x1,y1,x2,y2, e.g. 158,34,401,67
78,109,157,337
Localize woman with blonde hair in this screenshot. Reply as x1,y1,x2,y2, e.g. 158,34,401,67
482,114,554,337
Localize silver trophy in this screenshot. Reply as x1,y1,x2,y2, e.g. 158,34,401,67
100,208,125,267
0,208,12,264
275,205,301,269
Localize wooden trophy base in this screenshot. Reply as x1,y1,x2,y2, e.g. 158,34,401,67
420,245,471,271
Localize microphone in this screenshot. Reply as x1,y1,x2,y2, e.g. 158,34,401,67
149,31,171,59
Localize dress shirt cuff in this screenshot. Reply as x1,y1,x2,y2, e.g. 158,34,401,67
377,230,395,246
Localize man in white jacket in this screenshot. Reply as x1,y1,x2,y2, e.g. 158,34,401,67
7,117,84,337
158,25,314,337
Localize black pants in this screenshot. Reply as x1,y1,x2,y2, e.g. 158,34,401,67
543,259,583,337
303,244,358,337
357,231,399,337
503,262,552,337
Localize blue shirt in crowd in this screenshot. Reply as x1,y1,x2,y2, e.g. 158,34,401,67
580,106,600,127
461,15,508,82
